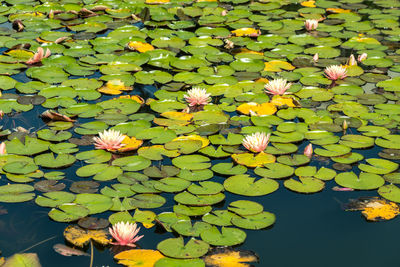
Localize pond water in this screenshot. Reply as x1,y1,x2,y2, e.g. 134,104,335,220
0,0,400,266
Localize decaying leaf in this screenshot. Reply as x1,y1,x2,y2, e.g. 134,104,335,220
119,95,145,104
301,0,315,7
118,136,143,152
344,197,400,221
53,244,90,257
236,102,277,116
362,199,399,221
42,110,76,122
326,8,351,13
63,225,110,247
172,134,209,148
114,249,164,267
204,248,258,267
269,96,299,108
231,28,260,37
264,60,295,72
98,80,132,95
127,41,154,52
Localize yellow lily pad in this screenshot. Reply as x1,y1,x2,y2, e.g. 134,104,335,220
355,36,381,44
236,102,277,116
269,96,298,108
5,49,34,60
361,199,399,221
127,41,155,52
326,8,351,13
154,111,193,127
115,249,164,267
63,225,110,247
98,80,132,95
232,152,276,167
172,135,209,148
118,95,145,104
235,49,264,56
204,248,258,267
231,28,260,37
301,0,315,7
161,111,193,121
118,136,143,152
263,60,295,72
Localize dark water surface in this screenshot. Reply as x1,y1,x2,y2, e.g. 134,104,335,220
1,181,398,267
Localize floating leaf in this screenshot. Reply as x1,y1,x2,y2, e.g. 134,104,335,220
203,248,258,267
224,175,278,196
115,250,164,267
200,226,246,246
157,237,209,259
2,253,41,267
232,152,276,167
64,225,110,247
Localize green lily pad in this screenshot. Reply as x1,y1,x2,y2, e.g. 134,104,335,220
378,184,400,203
200,226,246,246
155,258,205,267
224,175,279,196
74,193,113,214
34,153,75,168
157,237,209,259
228,200,263,216
358,158,398,174
48,203,90,222
284,177,325,194
172,155,211,170
335,172,385,190
174,191,225,206
173,204,212,217
35,191,76,208
231,211,275,230
254,163,294,179
5,136,50,155
0,184,35,203
202,210,239,227
172,220,212,237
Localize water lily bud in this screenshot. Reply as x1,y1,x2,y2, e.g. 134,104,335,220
303,144,313,159
313,53,319,63
358,53,367,62
305,19,318,31
348,54,357,66
343,120,348,130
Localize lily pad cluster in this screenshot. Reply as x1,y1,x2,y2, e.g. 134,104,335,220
0,0,400,266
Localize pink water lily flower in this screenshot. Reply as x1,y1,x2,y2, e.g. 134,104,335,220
26,47,51,65
242,132,271,153
305,19,318,31
109,222,144,247
324,65,347,81
93,129,125,151
184,87,211,106
264,78,292,95
303,143,313,159
0,142,6,155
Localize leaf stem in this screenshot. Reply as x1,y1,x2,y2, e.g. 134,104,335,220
89,240,94,267
18,235,57,254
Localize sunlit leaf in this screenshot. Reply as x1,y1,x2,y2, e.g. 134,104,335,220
63,225,110,247
114,249,164,267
